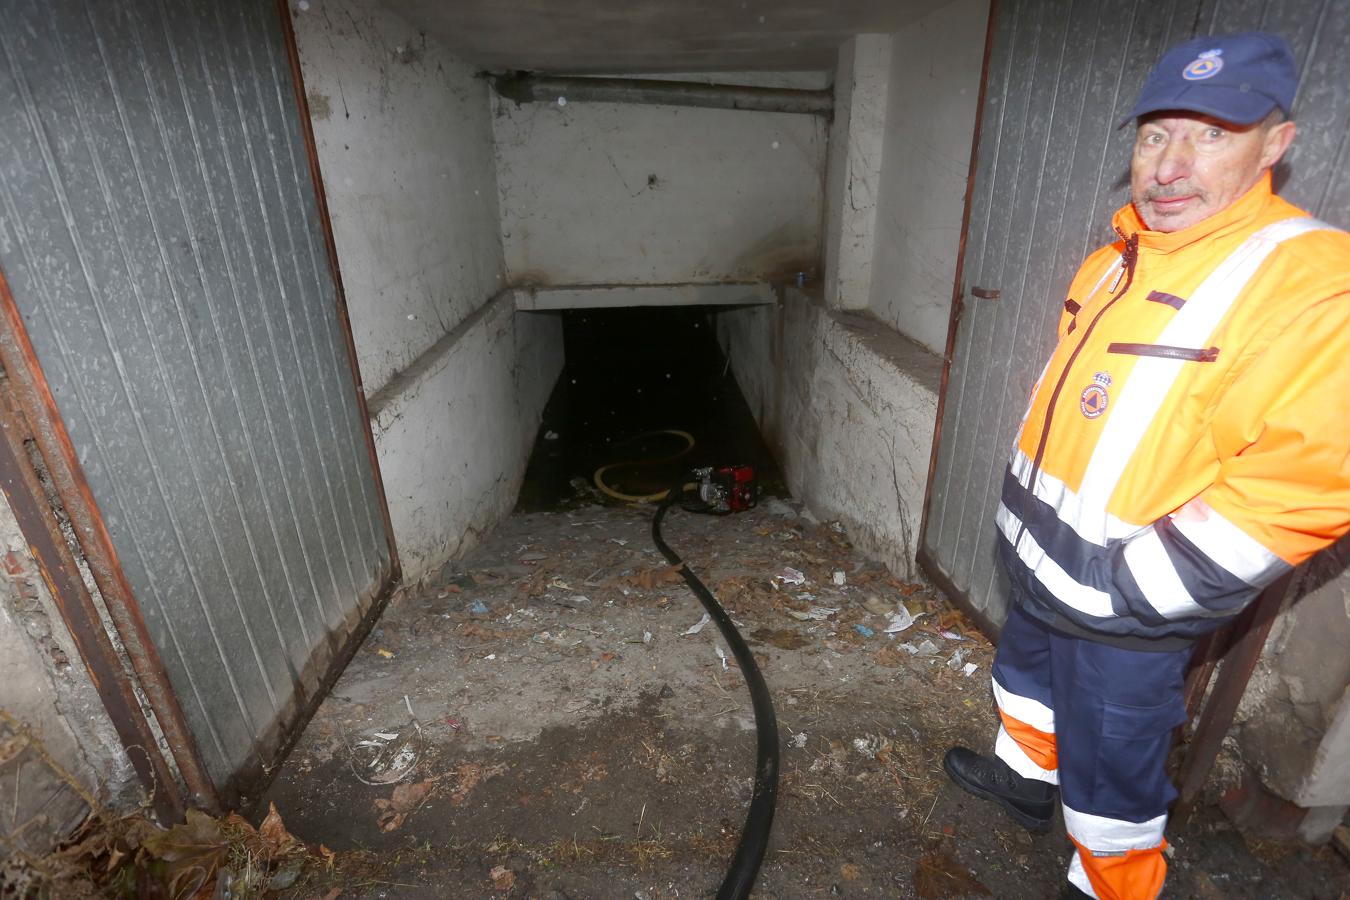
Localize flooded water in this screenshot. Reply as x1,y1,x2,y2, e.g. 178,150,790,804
516,305,784,511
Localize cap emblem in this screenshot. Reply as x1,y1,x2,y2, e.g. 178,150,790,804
1183,49,1224,81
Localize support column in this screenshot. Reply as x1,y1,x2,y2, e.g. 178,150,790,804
823,34,891,310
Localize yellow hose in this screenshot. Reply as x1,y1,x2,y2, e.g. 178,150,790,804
593,429,696,503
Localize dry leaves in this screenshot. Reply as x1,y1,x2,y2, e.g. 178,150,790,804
374,779,435,832
874,643,911,668
139,808,232,898
257,802,299,857
913,849,991,898
489,864,516,891
457,622,519,642
614,565,684,591
749,627,809,650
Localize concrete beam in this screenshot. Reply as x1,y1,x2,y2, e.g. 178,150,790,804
513,283,777,311
491,74,833,116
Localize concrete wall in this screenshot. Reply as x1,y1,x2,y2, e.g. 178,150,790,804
293,0,562,583
492,72,828,287
293,0,507,395
368,298,562,580
0,494,136,860
716,289,939,579
868,0,988,354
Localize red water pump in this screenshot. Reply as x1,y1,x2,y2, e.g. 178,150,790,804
692,465,758,514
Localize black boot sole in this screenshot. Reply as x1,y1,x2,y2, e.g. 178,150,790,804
942,754,1054,835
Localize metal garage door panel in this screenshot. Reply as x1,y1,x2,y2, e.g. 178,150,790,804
0,0,394,794
922,0,1350,627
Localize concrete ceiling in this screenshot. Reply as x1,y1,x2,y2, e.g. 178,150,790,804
381,0,955,74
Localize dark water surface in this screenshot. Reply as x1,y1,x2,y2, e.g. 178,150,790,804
516,305,783,511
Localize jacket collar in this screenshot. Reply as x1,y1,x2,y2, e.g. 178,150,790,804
1111,172,1275,255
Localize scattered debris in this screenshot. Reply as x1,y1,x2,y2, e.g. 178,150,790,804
490,863,516,890
916,639,941,657
790,733,809,749
832,570,847,586
683,612,711,635
862,594,894,616
470,599,490,615
851,735,891,760
375,648,395,659
940,630,966,642
854,624,875,638
946,649,968,671
750,628,810,650
784,605,838,622
374,779,435,832
715,645,729,670
884,607,917,634
962,662,979,678
351,724,423,785
775,566,806,586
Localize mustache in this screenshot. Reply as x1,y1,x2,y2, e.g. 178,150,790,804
1144,185,1205,202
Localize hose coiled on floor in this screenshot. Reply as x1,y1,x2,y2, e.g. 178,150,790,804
593,429,696,502
651,488,779,900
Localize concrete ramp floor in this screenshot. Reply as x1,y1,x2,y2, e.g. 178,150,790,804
259,503,1346,897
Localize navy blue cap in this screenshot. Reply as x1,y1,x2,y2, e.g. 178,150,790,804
1124,31,1297,127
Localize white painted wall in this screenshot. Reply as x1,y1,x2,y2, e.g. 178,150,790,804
293,0,563,583
867,0,988,354
293,0,506,395
716,290,939,579
370,298,562,580
823,35,891,310
492,73,828,287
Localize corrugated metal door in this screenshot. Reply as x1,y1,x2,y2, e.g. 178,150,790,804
922,0,1350,628
0,0,396,796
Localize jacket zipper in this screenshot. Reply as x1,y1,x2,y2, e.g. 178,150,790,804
1108,342,1219,362
1013,233,1138,550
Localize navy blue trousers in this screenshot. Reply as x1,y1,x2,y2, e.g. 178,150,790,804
991,602,1193,898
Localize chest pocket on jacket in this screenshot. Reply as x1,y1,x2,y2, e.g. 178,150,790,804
1107,343,1219,362
1065,298,1081,334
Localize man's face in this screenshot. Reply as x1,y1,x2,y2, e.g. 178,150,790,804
1129,112,1296,232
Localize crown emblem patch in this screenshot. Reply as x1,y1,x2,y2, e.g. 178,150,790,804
1183,49,1224,81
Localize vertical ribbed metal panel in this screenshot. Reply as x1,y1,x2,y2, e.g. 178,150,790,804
923,0,1349,626
0,0,392,788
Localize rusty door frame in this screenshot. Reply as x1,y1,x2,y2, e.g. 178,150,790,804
0,271,216,817
0,0,402,813
914,0,1001,639
275,0,401,581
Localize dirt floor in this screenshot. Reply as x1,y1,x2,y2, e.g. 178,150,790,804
261,496,1350,899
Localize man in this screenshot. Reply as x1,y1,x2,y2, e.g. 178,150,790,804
942,31,1350,900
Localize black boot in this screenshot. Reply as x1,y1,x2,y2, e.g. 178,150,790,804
943,746,1056,833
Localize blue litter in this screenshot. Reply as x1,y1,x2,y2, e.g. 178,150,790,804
854,624,875,638
469,599,489,615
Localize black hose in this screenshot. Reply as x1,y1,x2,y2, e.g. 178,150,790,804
652,489,779,900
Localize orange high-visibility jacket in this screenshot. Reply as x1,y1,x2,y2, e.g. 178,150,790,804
997,173,1350,648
